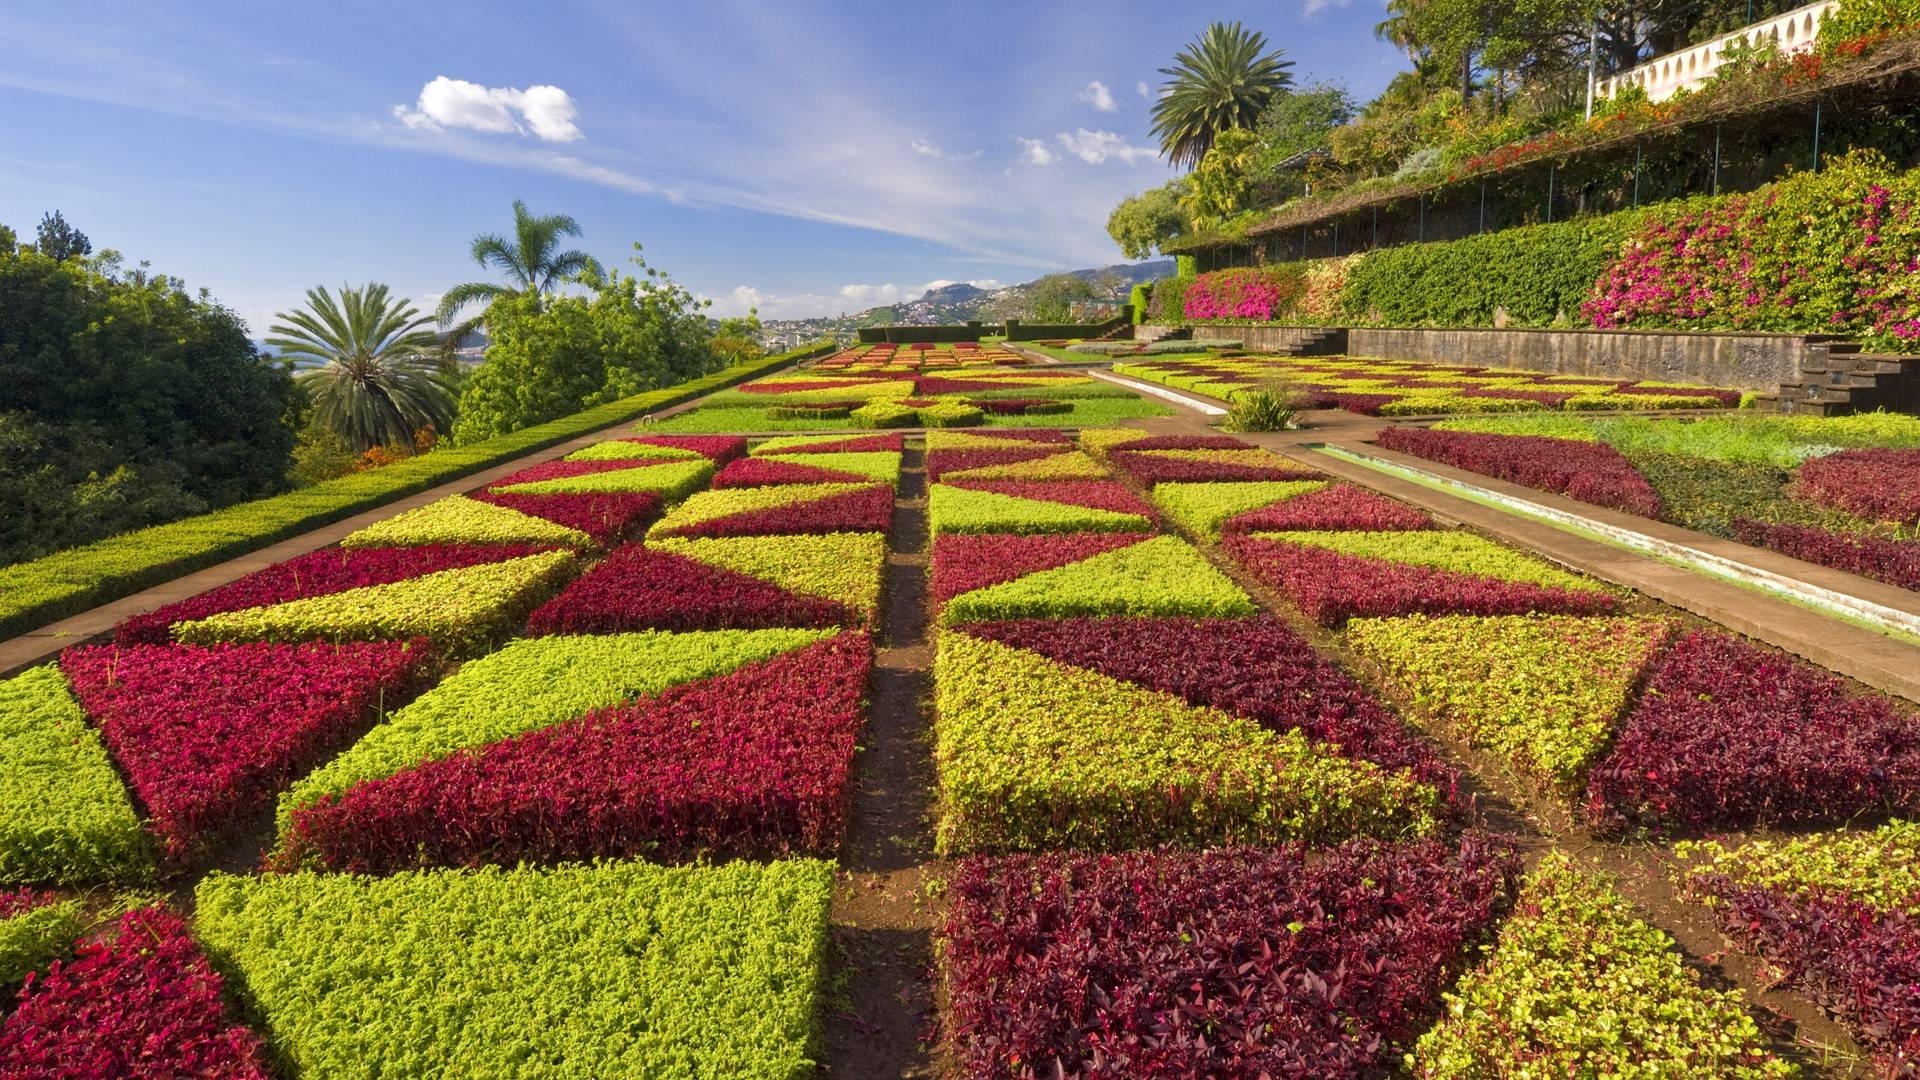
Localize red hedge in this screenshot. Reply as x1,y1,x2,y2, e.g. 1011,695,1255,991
930,533,1152,602
469,490,662,543
943,479,1155,516
1109,450,1322,485
1584,629,1920,835
1375,427,1664,518
941,835,1519,1077
61,640,434,859
114,544,549,645
713,457,867,488
652,484,894,538
1225,483,1432,533
1793,448,1920,525
0,907,270,1078
527,544,856,634
1735,519,1920,592
1224,535,1621,626
277,634,871,872
962,617,1461,802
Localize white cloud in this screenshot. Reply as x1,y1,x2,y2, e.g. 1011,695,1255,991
910,136,980,161
1136,81,1152,99
1303,0,1352,13
392,76,582,142
1077,80,1116,112
1055,129,1157,165
1014,136,1057,166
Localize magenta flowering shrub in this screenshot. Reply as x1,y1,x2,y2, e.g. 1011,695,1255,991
115,543,549,645
60,640,434,859
469,491,662,543
1793,448,1920,525
1735,519,1920,592
713,457,866,488
277,634,870,872
1224,535,1623,626
1376,428,1664,518
1109,450,1323,485
1182,266,1308,322
925,447,1059,480
629,434,746,463
0,907,270,1078
653,484,893,538
964,617,1462,802
1585,630,1920,835
930,533,1152,602
1224,483,1433,532
1684,880,1920,1069
527,544,855,634
941,834,1519,1077
942,479,1154,516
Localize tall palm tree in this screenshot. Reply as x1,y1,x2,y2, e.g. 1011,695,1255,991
434,200,599,347
1151,22,1296,171
271,284,457,453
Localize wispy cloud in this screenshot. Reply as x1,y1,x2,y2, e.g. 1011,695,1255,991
710,278,1005,318
1303,0,1353,14
1136,80,1152,99
910,136,981,161
1056,129,1157,165
1077,80,1117,112
1014,136,1058,166
392,76,582,142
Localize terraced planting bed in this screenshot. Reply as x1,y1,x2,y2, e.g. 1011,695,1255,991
1114,351,1753,415
8,363,1920,1077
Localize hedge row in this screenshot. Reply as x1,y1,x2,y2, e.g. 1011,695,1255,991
0,343,831,641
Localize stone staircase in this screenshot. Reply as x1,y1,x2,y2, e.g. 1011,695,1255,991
1270,327,1349,357
1778,342,1920,416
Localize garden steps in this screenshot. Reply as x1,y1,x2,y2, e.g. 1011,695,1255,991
1779,345,1920,416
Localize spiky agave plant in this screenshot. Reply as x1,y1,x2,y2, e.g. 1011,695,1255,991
1152,21,1295,171
271,284,456,453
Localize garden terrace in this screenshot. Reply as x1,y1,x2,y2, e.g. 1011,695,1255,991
8,366,1920,1076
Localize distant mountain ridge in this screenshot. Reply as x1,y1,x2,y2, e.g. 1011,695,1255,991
760,259,1174,340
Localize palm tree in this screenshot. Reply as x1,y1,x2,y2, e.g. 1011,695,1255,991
1151,22,1296,171
271,284,457,453
434,200,599,347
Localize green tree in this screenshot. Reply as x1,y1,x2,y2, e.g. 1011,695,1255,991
34,211,90,261
1107,182,1191,259
1021,273,1099,322
269,284,456,453
435,200,600,348
1151,21,1295,170
453,247,720,443
1182,127,1264,227
711,309,766,367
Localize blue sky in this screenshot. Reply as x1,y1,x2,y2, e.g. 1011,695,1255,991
0,1,1408,331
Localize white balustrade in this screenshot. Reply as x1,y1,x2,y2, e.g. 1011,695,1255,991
1594,0,1839,102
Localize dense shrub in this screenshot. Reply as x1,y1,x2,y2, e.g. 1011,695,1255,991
61,640,433,860
0,907,270,1078
933,630,1439,854
1344,214,1636,327
941,835,1519,1076
194,859,834,1078
1585,629,1920,834
1376,427,1664,517
277,634,869,872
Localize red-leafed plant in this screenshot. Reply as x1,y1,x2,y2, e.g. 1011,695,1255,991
628,434,747,463
60,640,435,859
940,834,1520,1077
276,634,871,872
713,457,867,488
1585,629,1920,835
0,907,270,1078
930,533,1153,602
1735,519,1920,592
1793,448,1920,525
470,491,662,543
1109,450,1322,485
941,479,1155,516
654,485,894,538
925,447,1060,480
1224,483,1432,532
1376,428,1664,519
527,544,856,634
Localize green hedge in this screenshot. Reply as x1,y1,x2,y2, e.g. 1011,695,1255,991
0,343,831,642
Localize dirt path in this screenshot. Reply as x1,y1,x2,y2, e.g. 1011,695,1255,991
824,446,941,1080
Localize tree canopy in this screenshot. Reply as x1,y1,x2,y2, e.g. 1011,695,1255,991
1151,22,1296,170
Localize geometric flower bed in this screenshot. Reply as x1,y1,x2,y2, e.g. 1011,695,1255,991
937,534,1257,624
167,549,578,654
1150,479,1329,538
488,458,716,500
1224,482,1434,532
0,906,273,1076
564,434,746,464
526,534,884,633
467,490,663,545
649,483,893,539
58,640,436,863
0,665,152,884
1584,629,1920,836
713,451,901,488
959,615,1462,802
932,628,1441,855
1678,820,1920,1070
113,543,556,646
1375,427,1665,518
339,495,594,549
935,450,1108,483
1347,614,1673,791
1733,520,1920,593
273,632,870,873
750,433,905,455
1407,853,1789,1077
193,858,834,1078
927,482,1154,535
0,890,83,987
928,532,1155,605
1225,530,1623,626
1791,448,1920,525
941,835,1520,1076
275,628,834,845
1109,446,1323,485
